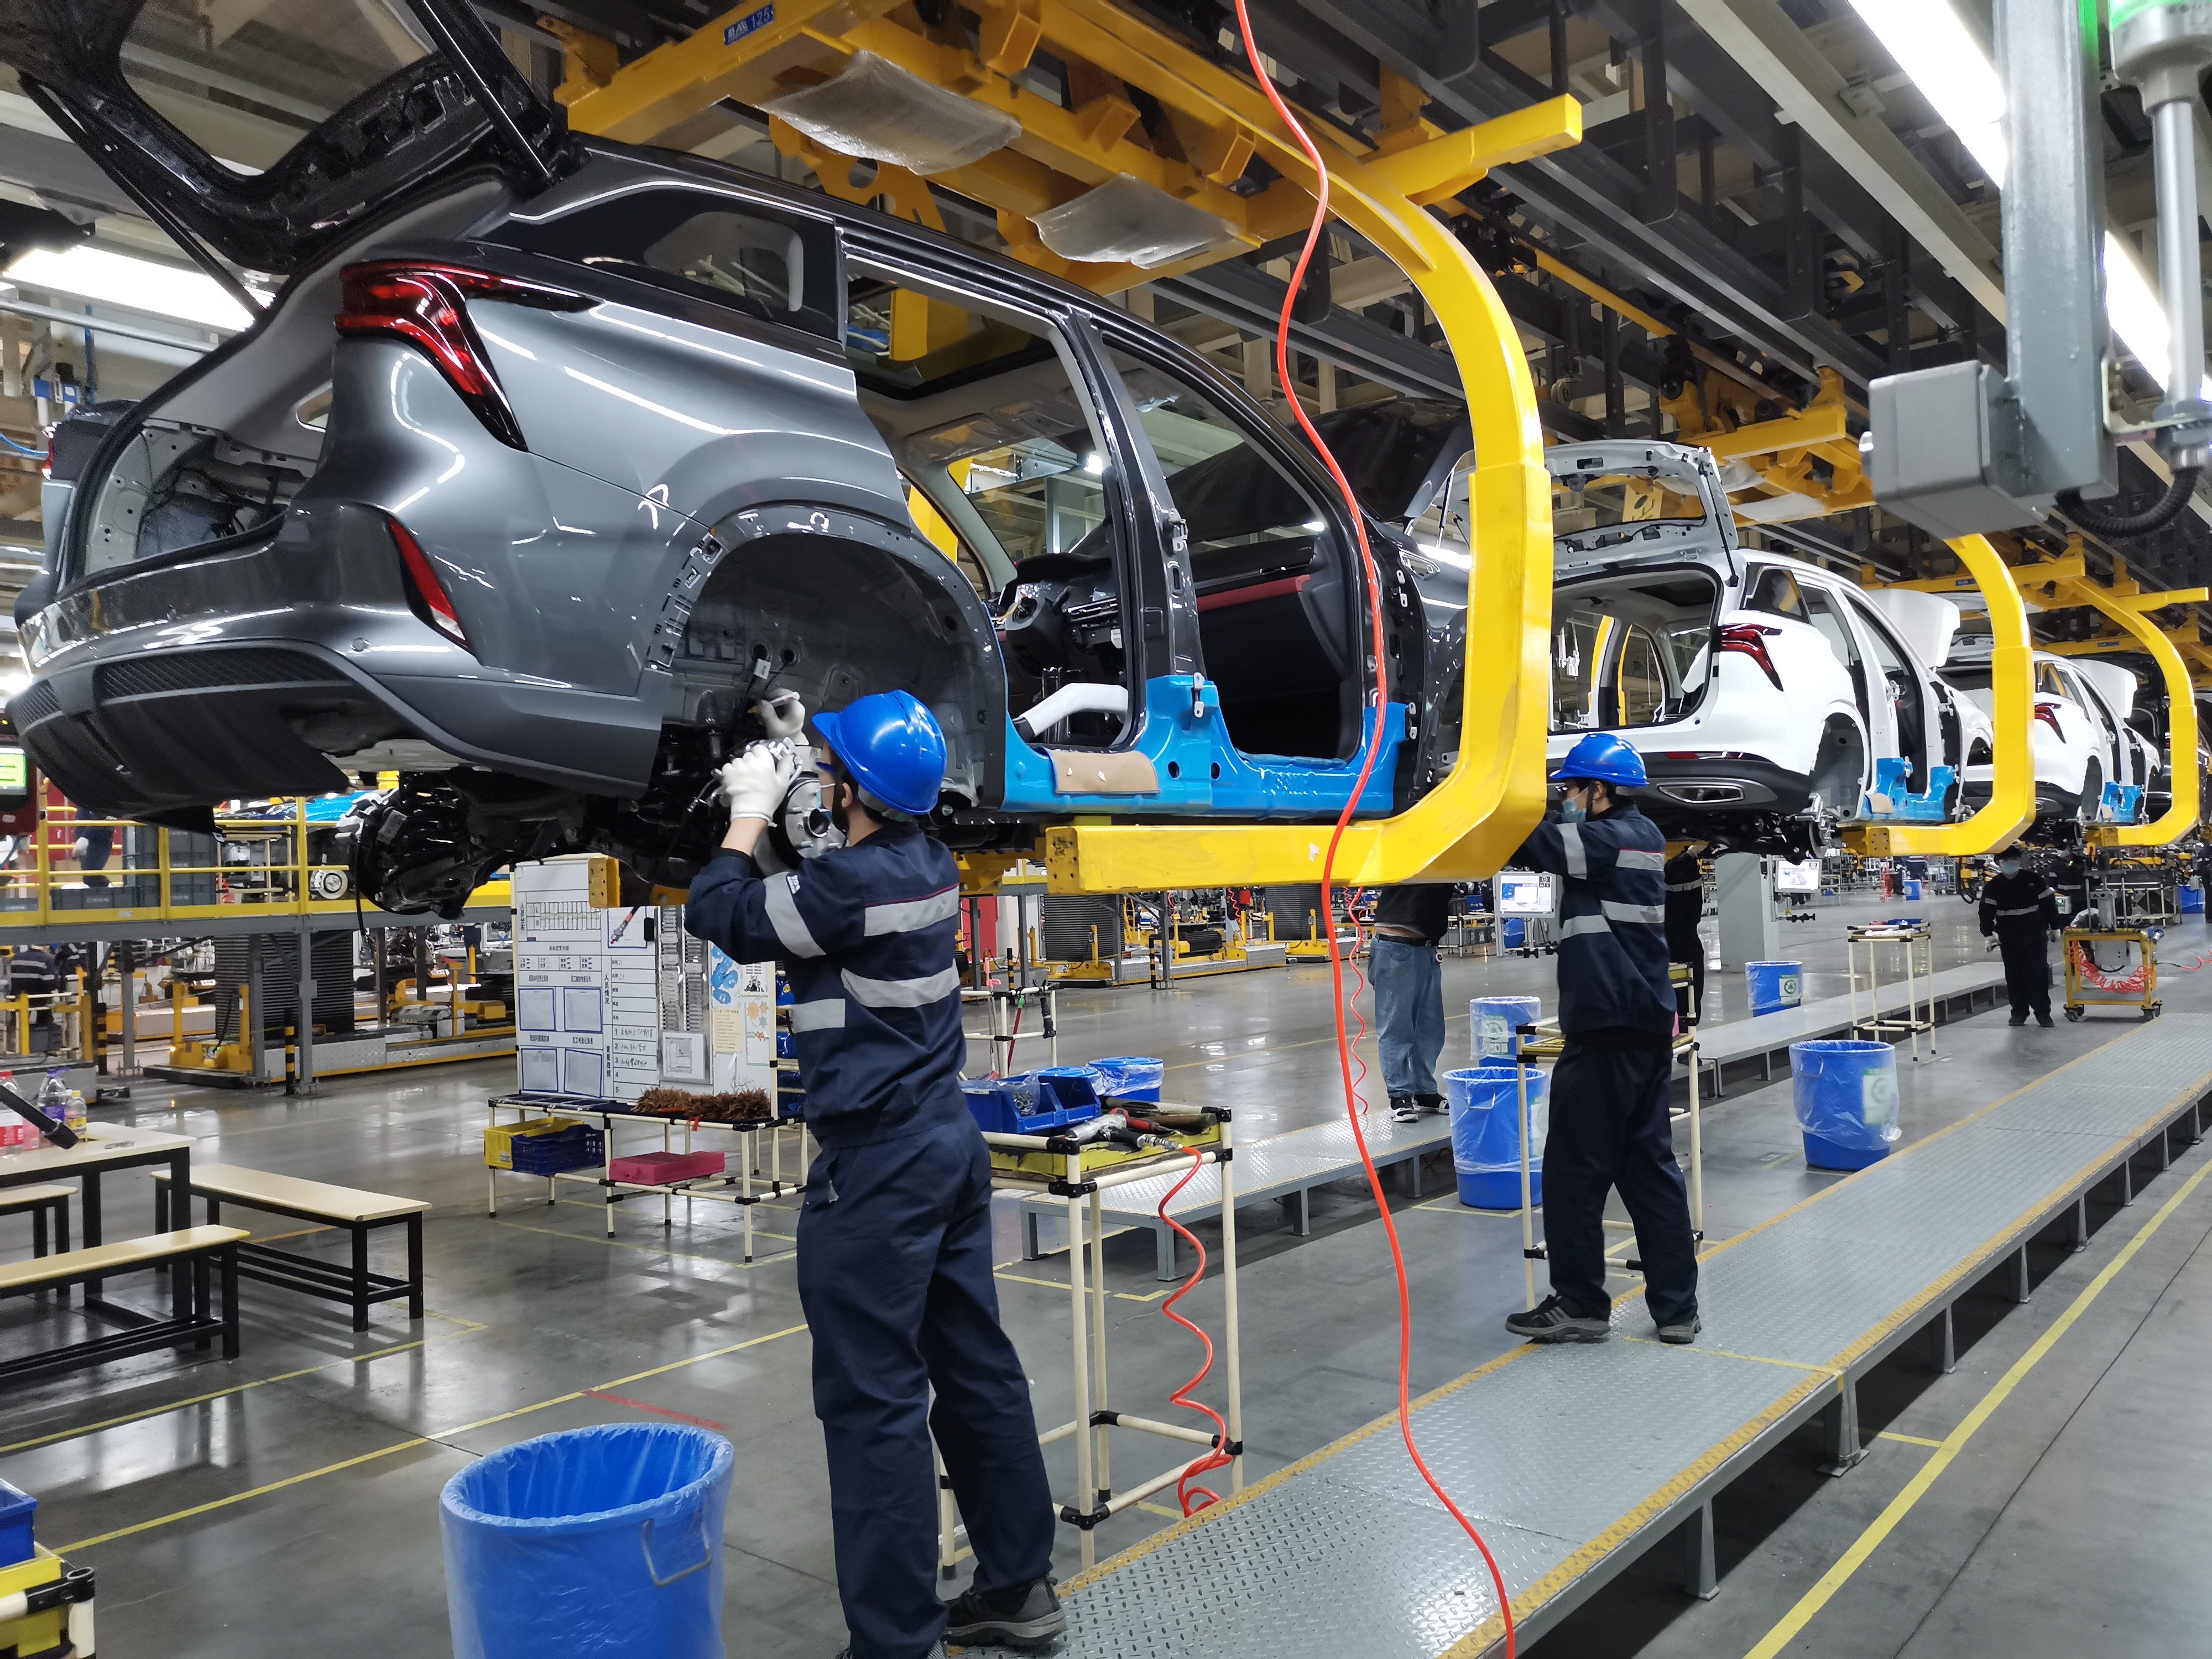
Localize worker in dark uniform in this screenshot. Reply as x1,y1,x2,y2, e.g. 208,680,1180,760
1979,848,2064,1027
1503,733,1700,1346
1661,846,1707,1026
1372,882,1453,1123
686,691,1061,1659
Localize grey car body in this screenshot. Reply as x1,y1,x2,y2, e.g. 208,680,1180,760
4,0,1453,914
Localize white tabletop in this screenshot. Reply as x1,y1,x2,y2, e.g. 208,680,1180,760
0,1124,194,1183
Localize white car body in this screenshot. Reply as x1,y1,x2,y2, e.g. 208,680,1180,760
1945,649,2124,820
1545,440,1964,851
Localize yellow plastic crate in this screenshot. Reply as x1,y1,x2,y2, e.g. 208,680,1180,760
485,1117,583,1169
987,1118,1223,1185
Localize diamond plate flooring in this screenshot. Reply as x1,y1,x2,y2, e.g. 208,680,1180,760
1029,1016,2212,1659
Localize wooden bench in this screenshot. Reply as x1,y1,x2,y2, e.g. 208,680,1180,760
1,1183,73,1271
0,1226,245,1383
153,1164,429,1332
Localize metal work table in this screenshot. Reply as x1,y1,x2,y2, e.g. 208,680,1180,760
1015,1110,1453,1280
1042,1016,2212,1657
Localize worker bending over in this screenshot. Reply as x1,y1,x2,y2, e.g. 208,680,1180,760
1979,849,2064,1027
1502,734,1700,1347
686,691,1062,1659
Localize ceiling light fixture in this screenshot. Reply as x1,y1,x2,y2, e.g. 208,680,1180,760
1848,0,2202,395
3,245,270,333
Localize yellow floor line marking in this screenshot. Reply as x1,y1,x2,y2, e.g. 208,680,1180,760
1620,1335,1837,1376
1136,1500,1183,1519
1741,1155,2212,1659
993,1269,1173,1305
1875,1431,1944,1449
56,1323,812,1554
0,1319,491,1457
486,1217,793,1270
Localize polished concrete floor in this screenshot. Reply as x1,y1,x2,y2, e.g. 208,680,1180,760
2,889,2207,1657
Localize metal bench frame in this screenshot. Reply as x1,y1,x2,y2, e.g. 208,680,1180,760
0,1234,239,1385
155,1178,424,1332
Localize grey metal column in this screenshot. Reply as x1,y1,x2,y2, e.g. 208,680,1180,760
294,922,316,1095
116,939,134,1077
1715,854,1780,969
246,936,265,1086
1997,0,2111,497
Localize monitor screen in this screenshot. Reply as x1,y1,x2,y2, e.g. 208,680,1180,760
1774,858,1820,894
0,745,27,797
1495,869,1557,916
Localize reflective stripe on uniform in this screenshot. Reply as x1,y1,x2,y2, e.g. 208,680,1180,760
1666,880,1703,891
1617,848,1666,872
842,965,962,1008
764,879,824,958
1559,822,1587,878
787,998,847,1031
1601,900,1666,926
863,887,961,936
1558,914,1611,938
1994,905,2043,916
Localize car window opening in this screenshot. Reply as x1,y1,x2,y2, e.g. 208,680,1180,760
1845,594,1930,791
1552,465,1709,540
846,265,1133,752
1100,341,1363,764
1551,571,1720,734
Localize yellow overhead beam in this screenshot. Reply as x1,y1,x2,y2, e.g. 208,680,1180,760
1848,535,2036,857
1361,98,1582,205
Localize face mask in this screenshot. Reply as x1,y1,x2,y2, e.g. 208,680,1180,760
1999,858,2022,875
1559,795,1588,823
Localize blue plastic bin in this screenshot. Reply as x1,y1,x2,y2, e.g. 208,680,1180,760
1034,1066,1104,1123
1469,995,1543,1062
1790,1039,1900,1171
1091,1056,1165,1103
960,1078,1063,1135
2182,885,2205,915
1445,1065,1547,1209
441,1423,733,1659
1501,916,1526,950
1745,961,1803,1017
0,1479,33,1567
1904,879,1923,901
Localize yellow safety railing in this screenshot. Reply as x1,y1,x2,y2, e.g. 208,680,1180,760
0,797,510,930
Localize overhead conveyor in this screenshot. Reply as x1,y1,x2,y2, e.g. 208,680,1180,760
560,1,1575,891
1040,1015,2212,1658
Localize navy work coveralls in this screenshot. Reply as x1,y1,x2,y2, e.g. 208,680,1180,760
1512,804,1700,1327
687,824,1053,1659
1978,868,2064,1019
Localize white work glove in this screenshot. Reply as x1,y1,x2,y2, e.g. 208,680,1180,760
1985,937,1999,952
757,692,806,740
719,742,798,823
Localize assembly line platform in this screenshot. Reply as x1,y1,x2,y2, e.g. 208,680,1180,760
1034,1015,2212,1658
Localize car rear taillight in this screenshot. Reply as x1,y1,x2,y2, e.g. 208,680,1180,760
336,262,588,451
388,515,469,650
1717,623,1783,690
2034,700,2064,737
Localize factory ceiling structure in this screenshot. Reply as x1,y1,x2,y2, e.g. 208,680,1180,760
0,0,2205,681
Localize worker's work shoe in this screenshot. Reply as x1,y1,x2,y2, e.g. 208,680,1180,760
1504,1296,1610,1343
2008,1013,2028,1027
1655,1315,1702,1345
2036,1011,2056,1027
1416,1093,1447,1115
1390,1095,1422,1123
944,1578,1066,1650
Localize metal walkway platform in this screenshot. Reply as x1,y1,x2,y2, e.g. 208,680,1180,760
1029,1015,2212,1659
1692,962,2007,1095
1016,1112,1452,1281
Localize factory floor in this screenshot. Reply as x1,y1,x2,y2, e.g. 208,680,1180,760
3,889,2208,1656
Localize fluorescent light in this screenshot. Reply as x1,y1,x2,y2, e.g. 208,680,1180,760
4,246,268,333
1083,452,1104,476
1849,0,2202,394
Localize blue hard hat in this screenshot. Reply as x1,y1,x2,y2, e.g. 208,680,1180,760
1553,732,1648,789
812,691,947,817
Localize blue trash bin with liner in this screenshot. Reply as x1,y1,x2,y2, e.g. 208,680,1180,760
1446,1065,1547,1209
1790,1040,1901,1171
1469,995,1543,1063
441,1423,734,1659
1091,1055,1165,1103
1501,916,1526,950
2182,885,2205,915
1745,961,1803,1017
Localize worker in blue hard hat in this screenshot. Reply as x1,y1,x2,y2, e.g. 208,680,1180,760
685,689,1062,1659
1501,731,1700,1348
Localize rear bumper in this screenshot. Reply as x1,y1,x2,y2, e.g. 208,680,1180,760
1631,754,1812,816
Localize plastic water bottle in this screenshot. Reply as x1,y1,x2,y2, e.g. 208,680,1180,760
62,1089,86,1133
36,1071,67,1122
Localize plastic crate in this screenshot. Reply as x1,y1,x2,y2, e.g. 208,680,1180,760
961,1078,1065,1135
485,1117,586,1170
609,1151,726,1186
509,1125,607,1176
0,1480,32,1568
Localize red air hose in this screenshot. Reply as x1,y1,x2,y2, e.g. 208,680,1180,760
1225,6,1520,1648
1157,1147,1235,1514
